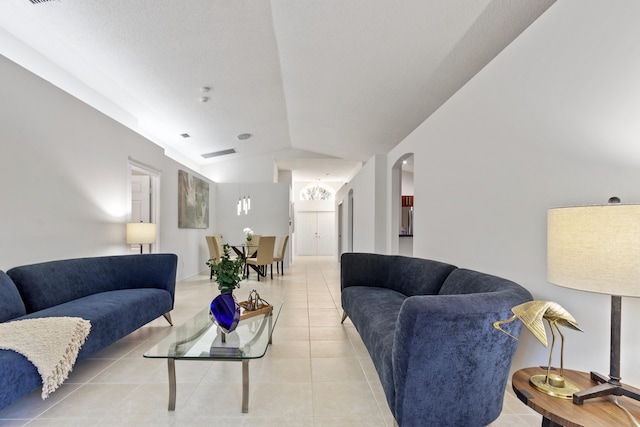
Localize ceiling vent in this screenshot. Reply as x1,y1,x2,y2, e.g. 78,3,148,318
201,148,236,159
29,0,58,4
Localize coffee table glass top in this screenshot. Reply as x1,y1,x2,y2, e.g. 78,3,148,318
144,300,282,360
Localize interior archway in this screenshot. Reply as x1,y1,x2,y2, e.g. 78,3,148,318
391,153,414,256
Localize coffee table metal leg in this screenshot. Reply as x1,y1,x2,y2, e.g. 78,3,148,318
168,359,176,411
242,360,249,413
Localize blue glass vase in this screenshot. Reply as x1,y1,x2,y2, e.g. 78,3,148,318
210,292,240,333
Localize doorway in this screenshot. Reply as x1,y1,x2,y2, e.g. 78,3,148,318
347,189,354,252
296,211,335,255
128,159,161,253
391,154,413,256
337,202,343,257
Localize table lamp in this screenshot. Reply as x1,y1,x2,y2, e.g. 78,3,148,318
126,222,157,254
547,199,640,404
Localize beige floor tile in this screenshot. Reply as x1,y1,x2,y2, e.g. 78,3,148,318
251,382,314,417
310,340,357,358
266,340,311,358
312,381,380,417
26,419,103,426
174,382,244,418
310,326,349,341
311,358,367,382
313,415,387,427
88,339,146,359
65,358,117,383
89,358,166,384
0,383,82,420
256,358,311,383
309,316,342,327
271,326,310,341
39,384,138,419
201,359,262,384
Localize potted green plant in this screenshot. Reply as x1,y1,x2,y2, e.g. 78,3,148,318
206,244,245,332
207,244,245,293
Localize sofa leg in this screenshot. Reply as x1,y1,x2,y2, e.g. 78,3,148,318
340,311,348,324
163,312,173,326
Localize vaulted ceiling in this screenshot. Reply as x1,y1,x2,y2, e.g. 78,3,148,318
0,0,555,181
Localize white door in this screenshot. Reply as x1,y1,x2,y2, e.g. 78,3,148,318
130,175,151,253
316,212,335,255
296,211,335,256
296,212,318,255
131,175,151,222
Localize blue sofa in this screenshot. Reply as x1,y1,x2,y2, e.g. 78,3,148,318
0,254,177,410
340,253,532,427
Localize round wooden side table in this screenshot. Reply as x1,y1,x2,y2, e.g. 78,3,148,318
512,367,640,427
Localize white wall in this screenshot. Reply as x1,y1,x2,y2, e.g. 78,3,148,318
0,55,215,280
215,182,290,264
383,0,640,384
202,148,339,183
337,155,387,253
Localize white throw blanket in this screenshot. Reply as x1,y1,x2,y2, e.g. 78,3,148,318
0,317,91,399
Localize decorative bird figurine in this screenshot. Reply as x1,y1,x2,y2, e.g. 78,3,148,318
493,300,582,346
493,300,583,398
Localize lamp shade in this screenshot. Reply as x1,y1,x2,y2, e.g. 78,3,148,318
547,205,640,297
126,222,157,244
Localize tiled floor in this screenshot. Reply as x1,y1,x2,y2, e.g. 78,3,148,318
0,256,541,426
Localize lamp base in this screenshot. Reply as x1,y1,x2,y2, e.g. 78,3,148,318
573,371,640,405
530,374,580,399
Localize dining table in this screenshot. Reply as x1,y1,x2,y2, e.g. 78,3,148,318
230,243,260,277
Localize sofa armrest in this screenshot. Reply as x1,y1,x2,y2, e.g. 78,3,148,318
340,252,456,296
391,292,528,426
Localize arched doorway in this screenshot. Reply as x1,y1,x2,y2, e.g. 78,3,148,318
391,153,413,256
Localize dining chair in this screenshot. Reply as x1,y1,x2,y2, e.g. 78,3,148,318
245,236,275,281
273,235,289,275
205,235,222,279
246,234,261,258
212,234,227,259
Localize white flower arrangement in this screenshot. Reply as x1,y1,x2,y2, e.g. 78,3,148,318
243,228,254,241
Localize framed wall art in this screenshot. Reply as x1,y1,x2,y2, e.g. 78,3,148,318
178,170,209,228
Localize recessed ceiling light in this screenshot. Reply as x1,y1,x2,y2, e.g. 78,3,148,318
237,133,252,140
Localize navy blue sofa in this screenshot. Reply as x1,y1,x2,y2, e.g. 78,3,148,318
340,253,532,427
0,254,177,410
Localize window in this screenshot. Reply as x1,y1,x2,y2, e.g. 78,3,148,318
300,184,333,201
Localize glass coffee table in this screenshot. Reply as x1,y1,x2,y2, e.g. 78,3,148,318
144,300,282,413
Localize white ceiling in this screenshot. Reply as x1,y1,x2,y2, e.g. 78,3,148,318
0,0,555,181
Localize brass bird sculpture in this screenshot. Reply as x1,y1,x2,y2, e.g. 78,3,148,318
493,300,582,347
493,300,583,398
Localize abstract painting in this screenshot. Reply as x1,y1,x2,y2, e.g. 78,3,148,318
178,170,209,228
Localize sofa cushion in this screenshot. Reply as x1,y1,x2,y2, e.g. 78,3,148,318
0,271,26,323
7,254,177,313
342,285,406,409
17,288,173,360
